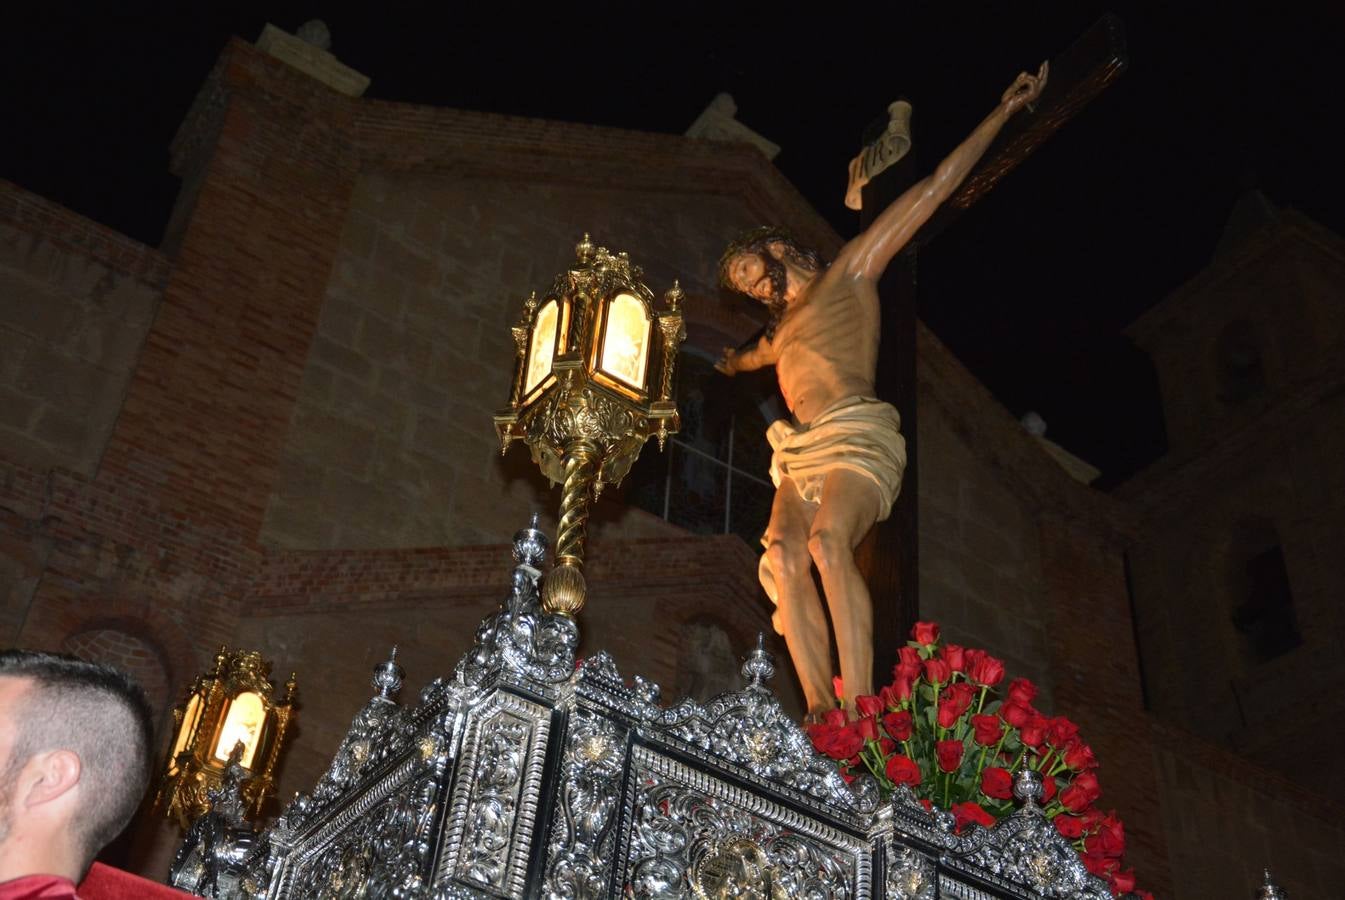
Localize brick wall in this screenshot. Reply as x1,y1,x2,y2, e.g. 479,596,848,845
916,390,1055,703
1122,222,1345,807
1150,719,1345,899
235,533,785,804
258,161,820,550
63,627,171,714
0,183,165,475
1128,216,1345,455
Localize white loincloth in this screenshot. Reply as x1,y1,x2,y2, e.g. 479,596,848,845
757,396,906,631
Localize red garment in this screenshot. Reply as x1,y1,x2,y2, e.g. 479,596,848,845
77,864,192,900
0,875,79,900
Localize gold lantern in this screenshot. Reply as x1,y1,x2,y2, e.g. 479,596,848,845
495,234,686,616
157,647,296,827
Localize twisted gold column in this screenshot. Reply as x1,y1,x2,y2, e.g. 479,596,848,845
542,439,600,616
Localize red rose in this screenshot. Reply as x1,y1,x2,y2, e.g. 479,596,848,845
1045,716,1079,748
1059,771,1101,812
1079,806,1105,829
823,708,846,728
971,714,1003,746
832,675,845,700
942,643,966,671
937,682,976,728
951,801,996,834
888,675,914,703
924,657,951,685
885,754,922,786
911,621,940,646
1001,701,1033,728
1084,813,1125,858
963,648,985,671
856,716,879,742
936,739,964,773
1063,742,1098,772
878,684,903,709
1041,774,1057,803
1081,851,1117,879
1054,814,1085,839
894,646,923,679
967,653,1006,687
1019,713,1048,750
1006,677,1037,705
883,710,913,742
879,737,896,754
1109,868,1136,894
980,766,1013,800
855,694,884,718
945,682,977,714
813,723,865,761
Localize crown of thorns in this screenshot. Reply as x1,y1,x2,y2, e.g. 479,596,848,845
717,226,825,292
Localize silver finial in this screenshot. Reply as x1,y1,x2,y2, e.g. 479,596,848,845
1012,766,1045,808
512,514,549,567
1257,869,1287,900
372,646,405,701
741,633,776,688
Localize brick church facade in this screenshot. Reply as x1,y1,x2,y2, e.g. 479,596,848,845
2,29,1342,897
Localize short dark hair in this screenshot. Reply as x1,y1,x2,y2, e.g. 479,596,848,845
0,650,154,862
717,226,826,293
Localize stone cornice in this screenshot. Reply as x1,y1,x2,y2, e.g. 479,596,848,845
0,179,170,286
350,98,843,257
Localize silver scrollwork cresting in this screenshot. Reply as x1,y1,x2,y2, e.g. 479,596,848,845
171,518,1136,900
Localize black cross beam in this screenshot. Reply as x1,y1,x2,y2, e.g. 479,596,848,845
858,14,1128,690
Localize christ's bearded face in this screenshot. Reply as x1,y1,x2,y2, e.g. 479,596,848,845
728,250,788,307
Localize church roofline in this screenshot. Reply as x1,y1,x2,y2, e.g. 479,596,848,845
0,179,171,287
1124,209,1345,347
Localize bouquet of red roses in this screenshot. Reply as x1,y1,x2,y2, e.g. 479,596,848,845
805,621,1150,899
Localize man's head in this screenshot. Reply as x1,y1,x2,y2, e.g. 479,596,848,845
718,227,825,331
0,650,154,879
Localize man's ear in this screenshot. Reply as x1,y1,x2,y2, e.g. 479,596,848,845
20,749,82,809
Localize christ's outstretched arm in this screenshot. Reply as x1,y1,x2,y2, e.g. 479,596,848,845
844,62,1048,283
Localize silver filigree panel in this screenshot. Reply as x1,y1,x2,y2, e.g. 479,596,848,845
437,691,552,897
619,745,870,900
542,709,627,899
270,749,442,899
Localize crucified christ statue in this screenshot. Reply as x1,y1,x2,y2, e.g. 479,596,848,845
716,63,1047,720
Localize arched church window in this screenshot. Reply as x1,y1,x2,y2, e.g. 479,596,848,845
1215,319,1266,405
624,350,780,546
1228,519,1300,663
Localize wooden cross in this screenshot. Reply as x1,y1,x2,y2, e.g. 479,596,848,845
856,14,1128,689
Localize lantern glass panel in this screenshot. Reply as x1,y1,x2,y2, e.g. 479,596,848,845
171,692,203,764
599,292,651,390
213,691,265,768
524,299,560,399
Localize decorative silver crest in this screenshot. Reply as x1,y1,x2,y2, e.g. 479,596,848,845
173,516,1183,900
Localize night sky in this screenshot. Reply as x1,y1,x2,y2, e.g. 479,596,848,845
5,2,1341,486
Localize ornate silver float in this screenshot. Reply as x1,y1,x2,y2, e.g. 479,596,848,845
171,516,1124,899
